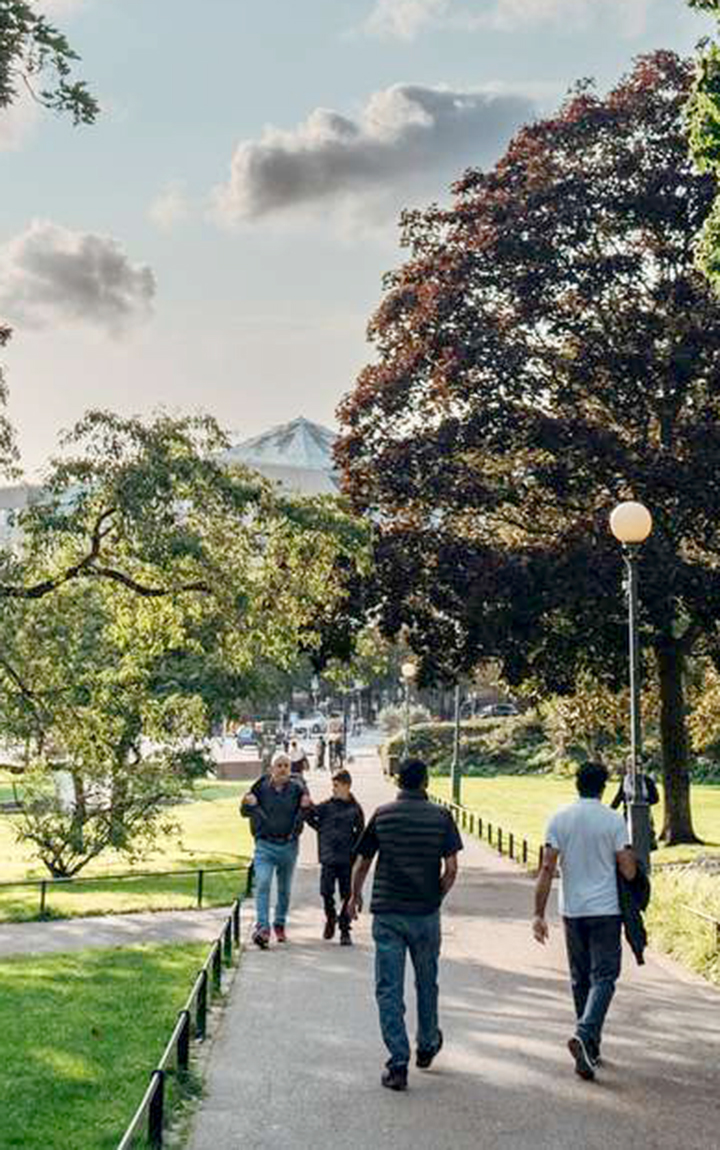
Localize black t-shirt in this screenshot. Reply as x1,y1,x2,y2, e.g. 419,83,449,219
356,790,463,915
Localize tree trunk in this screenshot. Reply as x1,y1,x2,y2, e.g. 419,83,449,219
656,641,700,845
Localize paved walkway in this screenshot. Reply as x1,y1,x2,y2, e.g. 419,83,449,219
188,752,720,1150
0,905,232,956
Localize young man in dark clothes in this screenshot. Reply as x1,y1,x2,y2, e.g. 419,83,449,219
348,759,462,1092
305,769,364,945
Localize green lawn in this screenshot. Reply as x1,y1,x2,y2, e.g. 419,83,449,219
0,943,208,1150
431,775,720,864
0,780,253,921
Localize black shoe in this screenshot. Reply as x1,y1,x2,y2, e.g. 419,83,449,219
586,1040,601,1067
416,1028,443,1069
340,931,352,946
252,928,270,951
323,916,336,940
568,1035,596,1081
381,1065,408,1091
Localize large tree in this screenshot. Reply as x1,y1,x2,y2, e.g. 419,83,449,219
338,52,720,845
0,411,368,874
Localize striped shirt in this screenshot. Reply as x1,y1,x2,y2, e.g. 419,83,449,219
356,790,463,915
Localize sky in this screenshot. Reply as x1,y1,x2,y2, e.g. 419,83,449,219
0,0,711,476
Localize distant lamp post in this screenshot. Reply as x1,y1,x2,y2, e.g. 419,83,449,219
311,674,319,713
610,500,653,869
450,683,462,806
400,660,418,757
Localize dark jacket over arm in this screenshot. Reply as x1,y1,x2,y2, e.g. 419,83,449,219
305,796,365,865
617,862,651,965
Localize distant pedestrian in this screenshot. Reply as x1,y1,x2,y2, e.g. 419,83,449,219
240,751,310,949
305,768,364,945
315,735,326,771
289,738,310,779
533,760,637,1081
348,758,462,1092
610,765,660,848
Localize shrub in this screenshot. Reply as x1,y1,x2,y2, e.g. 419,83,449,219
378,704,432,736
382,713,556,777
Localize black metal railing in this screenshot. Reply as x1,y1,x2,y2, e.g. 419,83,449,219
117,872,252,1150
0,863,248,918
430,793,544,871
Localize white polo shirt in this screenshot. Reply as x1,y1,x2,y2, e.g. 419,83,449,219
545,799,630,918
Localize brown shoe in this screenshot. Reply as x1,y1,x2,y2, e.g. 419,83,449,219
274,925,287,943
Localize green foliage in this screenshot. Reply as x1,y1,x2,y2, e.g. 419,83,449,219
0,411,368,875
0,0,99,123
378,702,432,736
340,52,718,843
0,943,208,1150
386,713,552,777
646,869,720,986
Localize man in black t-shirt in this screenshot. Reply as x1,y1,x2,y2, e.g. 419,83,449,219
348,759,462,1092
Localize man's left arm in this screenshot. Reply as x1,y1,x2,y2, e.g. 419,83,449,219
533,846,559,943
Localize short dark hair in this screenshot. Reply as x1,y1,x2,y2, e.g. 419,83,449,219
576,760,609,798
398,758,428,791
332,769,352,787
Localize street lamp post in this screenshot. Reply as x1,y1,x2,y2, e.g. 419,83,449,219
400,660,417,758
450,682,462,805
610,500,654,870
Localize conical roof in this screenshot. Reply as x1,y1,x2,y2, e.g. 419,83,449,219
223,417,338,496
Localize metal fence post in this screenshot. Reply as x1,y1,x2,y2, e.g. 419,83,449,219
177,1010,191,1076
223,920,232,965
538,846,543,871
522,839,528,865
488,823,492,846
39,880,47,917
232,899,240,946
509,832,514,860
498,828,503,855
212,942,222,992
196,869,204,908
148,1070,165,1149
196,969,208,1039
245,863,254,898
478,817,483,838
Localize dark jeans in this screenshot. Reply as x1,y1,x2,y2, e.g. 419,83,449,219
320,862,352,932
372,911,441,1070
563,915,622,1052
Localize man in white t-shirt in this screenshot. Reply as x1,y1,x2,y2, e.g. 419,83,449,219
533,760,637,1081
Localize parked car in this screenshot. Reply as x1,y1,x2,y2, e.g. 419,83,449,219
480,702,519,718
235,725,257,748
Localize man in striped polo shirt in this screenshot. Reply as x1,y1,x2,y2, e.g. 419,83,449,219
348,758,463,1091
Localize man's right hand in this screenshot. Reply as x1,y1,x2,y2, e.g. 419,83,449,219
346,893,363,920
243,794,258,808
532,915,548,944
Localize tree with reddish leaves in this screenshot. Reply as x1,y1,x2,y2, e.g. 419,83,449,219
337,52,720,846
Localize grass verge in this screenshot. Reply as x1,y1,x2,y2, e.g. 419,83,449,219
0,942,208,1150
430,774,720,985
0,780,253,921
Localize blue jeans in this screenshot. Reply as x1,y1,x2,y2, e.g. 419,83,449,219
563,915,622,1051
253,839,299,931
372,911,441,1070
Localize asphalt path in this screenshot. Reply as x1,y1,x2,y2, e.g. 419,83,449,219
188,752,720,1150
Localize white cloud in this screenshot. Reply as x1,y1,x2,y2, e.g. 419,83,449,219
212,82,535,228
148,182,191,231
363,0,451,40
0,221,156,336
360,0,653,39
